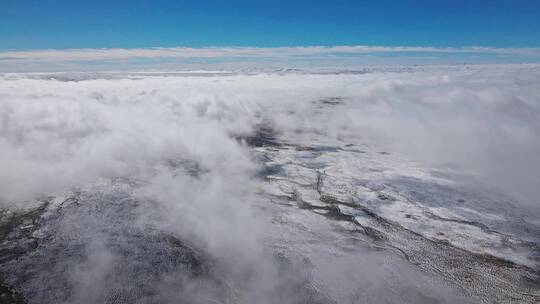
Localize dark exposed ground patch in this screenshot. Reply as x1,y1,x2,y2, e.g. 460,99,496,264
257,163,285,179
318,97,345,106
0,200,52,304
0,187,228,304
0,283,27,304
295,145,340,153
0,202,47,264
236,125,282,148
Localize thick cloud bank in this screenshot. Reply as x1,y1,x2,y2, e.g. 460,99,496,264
1,65,539,209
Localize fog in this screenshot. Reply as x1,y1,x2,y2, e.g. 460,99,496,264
0,65,539,303
2,66,539,208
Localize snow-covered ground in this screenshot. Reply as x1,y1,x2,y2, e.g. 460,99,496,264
1,65,539,303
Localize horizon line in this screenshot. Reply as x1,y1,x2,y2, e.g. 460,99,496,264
2,45,540,61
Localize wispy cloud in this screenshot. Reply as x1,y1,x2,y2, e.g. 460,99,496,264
1,46,540,72
2,45,540,60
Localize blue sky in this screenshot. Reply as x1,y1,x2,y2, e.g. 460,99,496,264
1,0,540,50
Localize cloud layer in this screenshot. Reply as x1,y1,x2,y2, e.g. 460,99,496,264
1,65,539,207
2,45,540,72
3,46,540,60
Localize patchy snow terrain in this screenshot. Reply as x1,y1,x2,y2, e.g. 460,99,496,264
1,65,539,303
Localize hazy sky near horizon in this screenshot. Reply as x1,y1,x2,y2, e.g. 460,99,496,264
2,1,540,70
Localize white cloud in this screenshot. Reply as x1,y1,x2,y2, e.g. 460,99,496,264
1,46,540,72
1,45,539,61
1,65,539,207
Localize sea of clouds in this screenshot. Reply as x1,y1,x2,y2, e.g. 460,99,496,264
1,65,539,209
0,65,539,303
